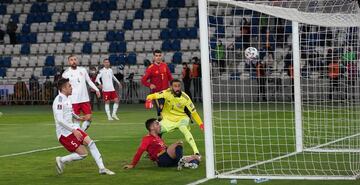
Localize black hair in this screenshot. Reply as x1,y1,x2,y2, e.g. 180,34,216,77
57,78,70,91
170,79,181,85
145,118,158,131
153,49,162,55
103,58,109,62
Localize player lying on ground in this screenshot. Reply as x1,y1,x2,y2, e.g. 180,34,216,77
62,55,100,130
123,118,200,169
53,78,115,175
96,58,121,121
145,79,204,155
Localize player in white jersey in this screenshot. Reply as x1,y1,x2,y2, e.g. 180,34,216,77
62,55,100,131
53,78,115,175
96,59,121,120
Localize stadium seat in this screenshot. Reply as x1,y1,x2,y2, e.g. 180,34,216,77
74,43,83,54
65,2,74,12
97,31,106,41
150,18,159,29
123,19,133,30
79,31,89,41
133,19,142,29
38,43,47,54
62,32,72,43
189,39,199,50
106,20,116,30
164,52,174,63
115,20,124,30
161,40,171,51
88,31,97,41
54,55,64,66
172,52,182,64
20,44,30,55
82,42,92,54
141,19,150,29
55,43,65,54
133,30,142,40
6,68,15,78
45,32,54,43
67,11,77,22
151,0,160,8
126,41,136,52
64,43,74,53
54,32,62,42
92,42,101,53
151,29,160,40
142,0,151,9
19,56,28,67
47,43,56,54
135,41,144,52
13,44,21,55
172,40,181,51
109,54,119,65
90,54,100,66
118,54,127,65
124,30,133,41
127,52,137,65
45,56,55,66
153,41,162,50
16,68,25,77
169,29,178,39
30,44,39,54
152,9,161,19
178,18,186,28
134,9,144,19
159,18,168,29
181,39,190,50
142,30,151,40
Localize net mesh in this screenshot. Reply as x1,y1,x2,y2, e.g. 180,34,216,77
207,0,360,178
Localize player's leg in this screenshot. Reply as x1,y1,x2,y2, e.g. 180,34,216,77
104,101,112,120
82,136,115,175
178,125,200,155
166,141,183,161
80,102,93,131
111,92,119,120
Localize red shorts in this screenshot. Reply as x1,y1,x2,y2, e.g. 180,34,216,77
102,91,118,101
72,102,92,115
59,129,88,152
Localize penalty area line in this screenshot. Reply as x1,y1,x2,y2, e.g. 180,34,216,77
186,178,211,185
0,140,100,158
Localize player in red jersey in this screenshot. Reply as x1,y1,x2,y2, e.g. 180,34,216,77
141,50,173,117
123,118,200,169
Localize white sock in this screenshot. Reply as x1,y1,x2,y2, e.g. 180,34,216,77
81,120,91,131
60,153,85,163
105,104,111,118
88,141,105,169
112,103,119,116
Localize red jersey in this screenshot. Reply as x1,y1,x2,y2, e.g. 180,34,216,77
141,62,173,93
131,134,167,166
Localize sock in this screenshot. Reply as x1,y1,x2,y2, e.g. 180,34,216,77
81,120,91,131
112,103,119,116
60,153,86,163
178,126,199,154
105,104,111,118
175,145,183,161
88,140,105,169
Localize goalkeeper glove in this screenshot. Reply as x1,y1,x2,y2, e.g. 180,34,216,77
145,99,153,109
199,123,204,131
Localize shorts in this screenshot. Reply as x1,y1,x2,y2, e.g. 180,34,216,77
157,151,179,167
72,102,92,115
102,91,118,101
59,129,88,152
160,117,190,134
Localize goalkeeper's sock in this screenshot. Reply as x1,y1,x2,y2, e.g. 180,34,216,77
175,145,183,161
81,120,91,131
105,104,111,119
60,153,86,163
112,103,119,116
88,140,105,169
178,126,200,154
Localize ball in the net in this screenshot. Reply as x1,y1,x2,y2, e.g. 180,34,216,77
244,47,259,59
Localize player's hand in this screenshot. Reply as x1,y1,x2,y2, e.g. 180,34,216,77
123,164,134,169
118,83,122,88
199,123,204,132
98,84,103,89
145,99,153,109
150,84,156,89
72,129,83,141
96,91,101,98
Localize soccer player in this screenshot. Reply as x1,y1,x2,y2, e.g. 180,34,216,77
123,118,200,169
145,79,204,155
62,55,100,131
141,49,173,117
53,78,115,175
96,59,121,120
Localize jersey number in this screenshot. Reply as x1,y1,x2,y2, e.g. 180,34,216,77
71,141,78,148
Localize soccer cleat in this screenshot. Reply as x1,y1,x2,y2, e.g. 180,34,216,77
99,168,115,175
107,116,113,121
112,114,119,120
177,157,186,171
55,157,64,174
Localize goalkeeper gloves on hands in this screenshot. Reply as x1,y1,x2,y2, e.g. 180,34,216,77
199,123,204,131
145,99,153,109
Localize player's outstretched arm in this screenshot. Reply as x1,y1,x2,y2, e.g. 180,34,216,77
191,112,204,131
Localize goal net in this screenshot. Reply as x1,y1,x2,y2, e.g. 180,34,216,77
200,0,360,180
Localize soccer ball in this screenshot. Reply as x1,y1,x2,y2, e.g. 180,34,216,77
244,47,259,59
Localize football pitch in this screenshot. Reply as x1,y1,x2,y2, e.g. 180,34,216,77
0,104,359,185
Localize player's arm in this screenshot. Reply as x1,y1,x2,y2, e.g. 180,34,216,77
124,138,149,169
185,100,204,131
95,71,102,86
53,102,77,132
112,73,121,85
141,67,152,87
146,90,166,100
85,70,100,92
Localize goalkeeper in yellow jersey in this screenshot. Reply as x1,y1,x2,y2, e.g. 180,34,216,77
145,79,204,155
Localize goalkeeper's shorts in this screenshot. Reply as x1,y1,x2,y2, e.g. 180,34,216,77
160,117,190,133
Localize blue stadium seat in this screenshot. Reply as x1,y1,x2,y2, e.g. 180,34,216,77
169,9,179,19
67,12,77,22
141,0,151,9
109,42,118,53
161,40,171,51
172,40,181,51
169,29,178,39
210,38,217,49
28,33,37,43
11,14,19,23
21,44,30,55
127,52,137,65
82,42,92,54
115,31,124,41
42,66,56,76
93,11,110,21
31,3,48,13
106,31,116,41
160,9,170,18
168,0,185,8
62,32,71,43
27,13,52,23
178,28,188,39
172,52,182,64
109,54,119,65
168,63,175,73
79,21,90,31
160,29,170,40
118,54,127,65
234,37,243,49
135,9,144,19
216,26,225,38
285,25,292,33
0,68,6,77
118,41,127,53
0,5,6,15
90,1,116,11
45,56,55,66
123,20,133,30
188,27,198,39
0,57,11,68
167,19,178,29
21,24,30,34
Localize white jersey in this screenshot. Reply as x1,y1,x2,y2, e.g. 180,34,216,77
52,93,80,139
62,67,99,104
96,67,120,92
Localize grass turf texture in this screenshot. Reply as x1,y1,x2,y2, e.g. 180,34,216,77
0,104,359,185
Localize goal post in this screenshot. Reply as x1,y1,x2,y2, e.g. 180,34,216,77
199,0,360,180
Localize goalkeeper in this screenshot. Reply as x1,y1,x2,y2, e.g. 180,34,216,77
145,79,204,155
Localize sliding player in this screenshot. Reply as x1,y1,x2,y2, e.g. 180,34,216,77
96,59,121,121
145,79,204,155
123,118,200,169
62,55,100,131
53,78,115,175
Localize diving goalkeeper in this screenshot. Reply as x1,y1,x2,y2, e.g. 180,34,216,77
145,79,204,155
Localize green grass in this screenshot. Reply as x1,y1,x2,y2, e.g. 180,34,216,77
0,104,359,185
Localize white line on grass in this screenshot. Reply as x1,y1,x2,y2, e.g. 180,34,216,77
0,140,99,158
186,178,211,185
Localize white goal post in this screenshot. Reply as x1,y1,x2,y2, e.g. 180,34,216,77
199,0,360,180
